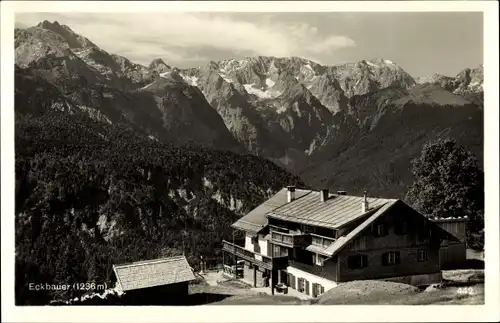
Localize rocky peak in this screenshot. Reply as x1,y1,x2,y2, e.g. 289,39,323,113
35,20,96,49
417,65,483,95
37,20,60,28
329,58,416,97
148,58,171,73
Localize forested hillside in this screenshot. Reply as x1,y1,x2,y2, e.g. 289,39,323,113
300,87,483,198
14,112,304,305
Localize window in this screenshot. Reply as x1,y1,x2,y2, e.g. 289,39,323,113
302,224,315,233
297,278,305,292
352,236,367,251
273,245,288,257
415,230,429,245
347,255,368,269
312,236,322,246
314,253,325,266
373,223,388,237
323,237,334,247
312,283,324,297
251,236,258,244
382,251,401,266
417,249,428,262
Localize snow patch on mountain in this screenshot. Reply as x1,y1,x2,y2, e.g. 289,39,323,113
179,74,199,86
243,83,280,99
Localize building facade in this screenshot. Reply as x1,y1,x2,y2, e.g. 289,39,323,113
222,186,460,297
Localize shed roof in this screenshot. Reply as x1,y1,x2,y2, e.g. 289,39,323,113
231,188,310,234
267,191,395,229
113,256,196,292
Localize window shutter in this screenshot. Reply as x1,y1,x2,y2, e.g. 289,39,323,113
382,252,388,266
395,252,401,264
320,285,325,294
305,280,310,295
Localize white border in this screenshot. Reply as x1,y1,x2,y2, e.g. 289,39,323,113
1,1,499,322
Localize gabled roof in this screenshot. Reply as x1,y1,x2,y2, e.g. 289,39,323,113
320,200,461,257
113,256,196,292
267,190,395,229
231,188,310,234
322,200,398,256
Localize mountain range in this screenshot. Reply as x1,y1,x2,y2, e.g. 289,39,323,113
14,20,483,198
14,20,484,305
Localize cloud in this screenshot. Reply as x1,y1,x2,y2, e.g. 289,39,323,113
15,12,356,67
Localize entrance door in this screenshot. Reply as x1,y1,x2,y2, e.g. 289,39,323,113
280,270,288,285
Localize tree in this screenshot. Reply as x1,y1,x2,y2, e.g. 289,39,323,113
406,138,484,249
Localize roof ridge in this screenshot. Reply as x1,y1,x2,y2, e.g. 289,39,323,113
113,256,188,269
306,188,397,200
269,189,313,213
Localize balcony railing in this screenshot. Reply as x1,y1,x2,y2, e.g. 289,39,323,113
270,230,311,248
222,240,288,270
310,233,336,248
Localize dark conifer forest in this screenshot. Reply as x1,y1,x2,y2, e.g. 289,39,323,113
14,112,304,304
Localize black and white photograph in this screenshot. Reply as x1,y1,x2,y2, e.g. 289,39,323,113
1,1,499,322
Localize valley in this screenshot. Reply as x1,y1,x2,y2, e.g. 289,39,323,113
13,20,484,305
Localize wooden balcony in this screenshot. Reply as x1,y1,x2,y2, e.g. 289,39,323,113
310,233,336,248
270,230,311,248
222,240,288,270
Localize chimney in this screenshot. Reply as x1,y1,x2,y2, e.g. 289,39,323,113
337,190,347,196
362,191,369,213
320,189,329,202
287,186,296,203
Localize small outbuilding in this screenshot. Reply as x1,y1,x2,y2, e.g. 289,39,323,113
113,255,196,305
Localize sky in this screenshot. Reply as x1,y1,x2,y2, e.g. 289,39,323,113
15,12,483,77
